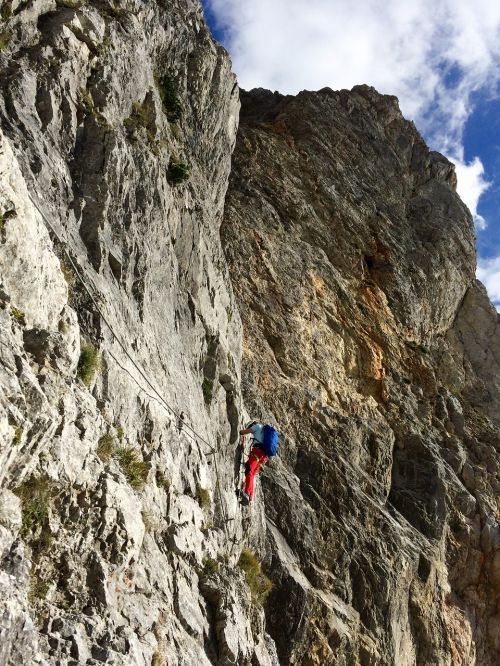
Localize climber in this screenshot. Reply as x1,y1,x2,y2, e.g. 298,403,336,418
237,420,279,506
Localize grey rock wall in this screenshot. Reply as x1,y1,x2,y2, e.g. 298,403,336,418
0,2,498,666
221,87,500,665
0,1,276,664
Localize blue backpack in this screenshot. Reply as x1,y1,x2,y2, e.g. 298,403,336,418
261,424,279,457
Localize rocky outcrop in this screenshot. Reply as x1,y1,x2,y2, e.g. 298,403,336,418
0,2,498,665
0,1,275,664
221,87,500,665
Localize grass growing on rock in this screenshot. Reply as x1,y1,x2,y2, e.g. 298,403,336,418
237,548,273,605
0,30,11,50
77,343,100,386
97,432,114,462
196,485,210,511
116,447,149,490
167,161,190,185
12,425,23,446
154,73,182,122
29,575,50,602
201,557,219,576
155,469,170,490
10,306,25,324
15,476,53,541
1,2,12,21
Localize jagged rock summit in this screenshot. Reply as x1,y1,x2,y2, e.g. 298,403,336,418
0,2,499,665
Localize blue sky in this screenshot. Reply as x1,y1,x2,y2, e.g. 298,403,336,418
465,98,500,258
201,0,500,310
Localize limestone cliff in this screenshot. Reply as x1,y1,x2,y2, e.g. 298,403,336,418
0,1,270,664
221,88,500,665
0,2,498,665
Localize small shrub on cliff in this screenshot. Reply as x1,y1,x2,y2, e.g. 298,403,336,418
154,73,182,123
201,378,213,403
12,425,23,446
15,476,53,540
10,306,25,324
97,432,114,462
1,2,12,21
202,557,219,576
29,575,50,602
196,485,210,511
77,342,100,386
0,30,10,50
155,469,170,490
167,161,190,185
237,548,273,605
116,446,149,490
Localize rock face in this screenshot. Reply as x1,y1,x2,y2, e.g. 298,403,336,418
0,2,498,666
0,1,274,664
221,88,500,665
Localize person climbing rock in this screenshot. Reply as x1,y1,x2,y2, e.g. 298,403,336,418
237,420,279,506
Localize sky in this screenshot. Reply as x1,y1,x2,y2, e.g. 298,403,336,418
201,0,500,310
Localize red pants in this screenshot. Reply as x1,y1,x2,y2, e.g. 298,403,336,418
244,447,268,499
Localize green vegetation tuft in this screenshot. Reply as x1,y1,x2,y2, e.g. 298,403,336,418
196,485,210,511
0,29,10,51
116,446,149,490
154,73,182,122
97,432,114,462
12,425,23,446
1,2,12,22
201,378,213,403
155,469,170,490
15,476,53,540
77,343,100,386
29,576,50,601
202,557,219,576
10,306,25,323
167,161,190,185
237,548,273,605
115,424,124,440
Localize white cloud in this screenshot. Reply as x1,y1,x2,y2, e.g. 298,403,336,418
477,257,500,309
453,157,490,230
206,0,500,225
